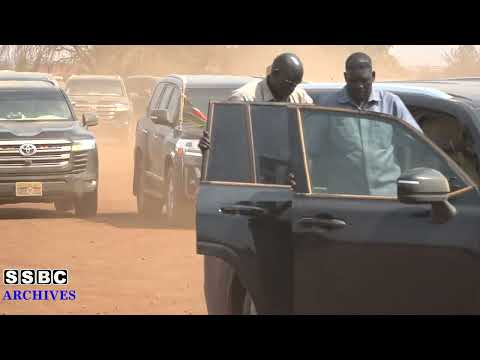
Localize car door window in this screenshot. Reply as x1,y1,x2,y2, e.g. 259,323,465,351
250,104,297,185
148,83,165,114
205,103,252,183
158,86,173,110
301,108,471,197
410,106,480,186
168,87,181,124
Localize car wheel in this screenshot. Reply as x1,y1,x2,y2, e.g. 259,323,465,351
74,189,98,218
242,290,257,315
165,168,189,227
54,198,73,212
137,167,162,218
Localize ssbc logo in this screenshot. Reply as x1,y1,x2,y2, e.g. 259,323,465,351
3,269,68,285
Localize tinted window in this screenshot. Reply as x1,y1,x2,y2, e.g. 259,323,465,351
185,87,237,116
251,105,293,185
168,87,181,122
302,109,468,197
206,104,252,182
66,79,124,96
0,92,72,121
150,83,165,111
158,86,173,110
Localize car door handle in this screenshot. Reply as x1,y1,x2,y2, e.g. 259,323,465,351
296,217,347,230
219,205,267,217
153,133,159,139
142,129,149,134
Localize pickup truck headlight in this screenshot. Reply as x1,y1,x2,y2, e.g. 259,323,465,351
72,139,96,151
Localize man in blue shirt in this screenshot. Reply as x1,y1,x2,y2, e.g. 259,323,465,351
311,52,423,196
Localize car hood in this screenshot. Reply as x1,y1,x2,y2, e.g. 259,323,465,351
0,121,90,139
69,94,129,104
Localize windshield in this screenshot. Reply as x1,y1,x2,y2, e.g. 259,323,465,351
0,93,72,121
66,79,124,96
183,87,238,127
185,87,237,115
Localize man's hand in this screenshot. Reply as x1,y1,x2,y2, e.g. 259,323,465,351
199,130,211,152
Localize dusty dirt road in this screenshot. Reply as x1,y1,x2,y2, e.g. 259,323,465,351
0,135,207,315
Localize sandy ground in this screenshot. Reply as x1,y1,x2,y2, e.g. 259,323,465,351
0,134,207,315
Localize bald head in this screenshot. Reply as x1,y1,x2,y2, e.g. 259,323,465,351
271,53,304,79
345,52,372,71
268,53,304,101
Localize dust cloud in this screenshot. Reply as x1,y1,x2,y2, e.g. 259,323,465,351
67,45,422,82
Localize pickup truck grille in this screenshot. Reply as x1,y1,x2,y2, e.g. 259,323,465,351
72,150,89,174
74,104,119,120
0,140,87,174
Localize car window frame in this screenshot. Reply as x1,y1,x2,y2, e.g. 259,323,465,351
203,101,477,199
148,82,166,115
158,85,174,111
296,104,476,200
167,86,182,125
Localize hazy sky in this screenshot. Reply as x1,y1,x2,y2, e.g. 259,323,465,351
391,45,480,67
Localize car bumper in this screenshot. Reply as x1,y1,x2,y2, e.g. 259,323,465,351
0,152,98,204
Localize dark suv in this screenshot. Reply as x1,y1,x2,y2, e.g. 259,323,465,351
199,100,480,314
133,74,255,225
0,81,99,217
66,75,134,142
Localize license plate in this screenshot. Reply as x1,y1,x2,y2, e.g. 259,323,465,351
16,182,43,197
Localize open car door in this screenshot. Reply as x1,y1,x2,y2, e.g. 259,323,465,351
198,102,480,314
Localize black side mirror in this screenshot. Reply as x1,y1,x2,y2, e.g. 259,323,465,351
150,109,171,125
82,112,98,127
397,167,457,224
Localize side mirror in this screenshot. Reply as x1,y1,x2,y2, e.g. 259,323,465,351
150,108,171,125
397,167,457,224
82,112,98,127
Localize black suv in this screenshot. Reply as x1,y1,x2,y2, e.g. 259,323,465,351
133,74,254,225
66,75,134,143
0,81,99,217
199,100,480,314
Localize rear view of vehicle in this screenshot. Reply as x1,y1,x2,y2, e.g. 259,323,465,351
0,81,99,217
66,75,133,143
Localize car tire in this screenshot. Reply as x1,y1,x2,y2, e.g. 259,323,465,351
164,167,190,227
74,189,98,218
137,167,162,218
242,290,257,315
54,199,73,212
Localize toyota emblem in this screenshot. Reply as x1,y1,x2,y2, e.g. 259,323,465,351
19,143,38,156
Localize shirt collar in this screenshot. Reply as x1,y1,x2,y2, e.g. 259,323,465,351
338,85,380,106
259,78,275,101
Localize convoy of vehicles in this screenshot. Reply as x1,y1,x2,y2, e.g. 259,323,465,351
3,69,480,314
